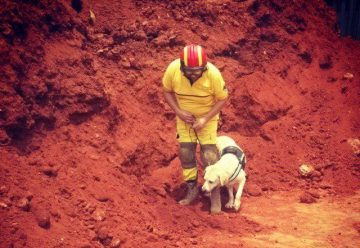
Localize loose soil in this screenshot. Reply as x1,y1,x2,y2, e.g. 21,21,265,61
0,0,359,247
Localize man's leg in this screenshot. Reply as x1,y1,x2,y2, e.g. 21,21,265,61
178,142,198,205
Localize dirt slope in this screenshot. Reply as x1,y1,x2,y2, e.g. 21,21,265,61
0,0,359,247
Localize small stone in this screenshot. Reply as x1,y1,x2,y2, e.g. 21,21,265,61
133,30,147,41
16,198,30,211
84,203,96,214
89,154,100,160
41,166,58,177
308,190,320,199
299,192,317,204
189,238,198,245
89,10,96,24
10,222,19,234
0,129,10,145
319,183,332,189
0,201,8,208
255,226,262,232
96,226,112,241
92,209,106,221
319,55,333,69
246,184,262,197
50,209,61,221
347,138,360,155
299,164,314,177
87,224,95,230
192,220,200,228
343,72,354,80
232,20,240,27
200,33,209,41
95,194,111,202
34,211,51,229
110,238,122,248
96,48,108,54
25,191,33,201
310,170,322,179
0,185,9,195
121,60,131,69
152,186,167,198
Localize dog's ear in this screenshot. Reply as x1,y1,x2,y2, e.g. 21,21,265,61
218,170,227,186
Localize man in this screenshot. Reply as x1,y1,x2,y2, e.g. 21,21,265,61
162,44,228,213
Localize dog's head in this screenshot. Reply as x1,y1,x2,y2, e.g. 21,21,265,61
201,164,227,195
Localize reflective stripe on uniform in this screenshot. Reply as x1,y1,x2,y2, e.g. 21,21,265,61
182,167,197,181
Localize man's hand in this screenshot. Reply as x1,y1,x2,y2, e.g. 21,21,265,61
192,117,208,131
177,109,196,125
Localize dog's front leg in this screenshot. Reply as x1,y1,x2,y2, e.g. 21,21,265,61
234,172,246,211
225,185,234,209
210,186,221,213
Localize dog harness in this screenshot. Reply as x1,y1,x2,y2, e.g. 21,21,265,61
221,146,246,182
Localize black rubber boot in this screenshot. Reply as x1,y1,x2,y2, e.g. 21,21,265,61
178,181,199,205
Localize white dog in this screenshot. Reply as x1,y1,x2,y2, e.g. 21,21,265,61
202,136,246,211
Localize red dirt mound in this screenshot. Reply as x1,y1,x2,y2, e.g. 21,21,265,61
0,0,359,247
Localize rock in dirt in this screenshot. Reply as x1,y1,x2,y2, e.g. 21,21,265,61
343,72,354,80
0,201,9,209
310,170,322,179
0,129,10,145
33,209,51,229
192,220,200,228
299,192,317,204
0,185,9,195
246,184,262,197
347,138,360,156
152,186,167,198
92,208,106,221
319,183,332,189
89,10,96,25
307,189,320,199
110,238,122,247
38,217,51,229
299,164,314,177
16,197,31,211
40,166,58,177
96,226,113,245
95,193,112,202
319,55,333,69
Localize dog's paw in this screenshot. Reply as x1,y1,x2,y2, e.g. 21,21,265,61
225,202,234,208
233,200,241,211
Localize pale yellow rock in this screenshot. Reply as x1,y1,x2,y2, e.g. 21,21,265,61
347,138,360,155
299,164,314,177
89,10,96,24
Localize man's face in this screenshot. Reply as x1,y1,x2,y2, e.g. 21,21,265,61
182,66,205,83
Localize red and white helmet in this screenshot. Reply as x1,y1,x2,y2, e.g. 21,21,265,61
180,44,207,68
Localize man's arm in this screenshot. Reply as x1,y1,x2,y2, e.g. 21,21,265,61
192,98,227,131
163,91,195,124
